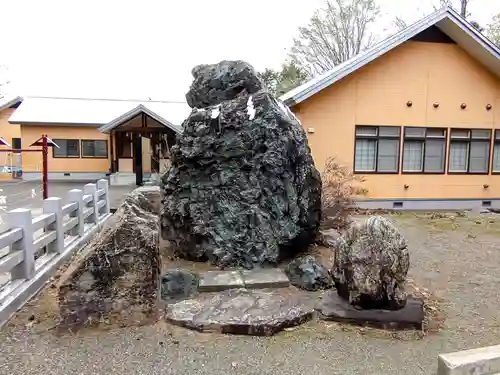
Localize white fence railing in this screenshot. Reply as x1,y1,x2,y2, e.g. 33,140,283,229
438,345,500,375
0,179,113,328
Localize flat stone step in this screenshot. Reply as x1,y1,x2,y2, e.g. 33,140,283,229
198,269,289,293
165,288,314,336
199,271,244,292
241,269,290,289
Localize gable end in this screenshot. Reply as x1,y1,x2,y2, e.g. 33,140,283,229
410,25,456,44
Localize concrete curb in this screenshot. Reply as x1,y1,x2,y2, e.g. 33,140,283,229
0,213,113,328
437,345,500,375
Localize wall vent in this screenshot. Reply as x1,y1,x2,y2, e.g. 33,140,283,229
393,201,404,209
64,173,71,176
482,200,492,207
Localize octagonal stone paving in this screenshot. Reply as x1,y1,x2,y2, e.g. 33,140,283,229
165,288,315,336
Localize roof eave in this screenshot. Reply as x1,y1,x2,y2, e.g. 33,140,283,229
98,104,183,134
0,96,23,112
8,120,104,126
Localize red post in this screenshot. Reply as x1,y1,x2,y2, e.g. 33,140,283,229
42,134,48,199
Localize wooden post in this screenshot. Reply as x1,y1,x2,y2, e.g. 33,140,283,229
110,132,116,173
134,134,143,186
42,134,48,199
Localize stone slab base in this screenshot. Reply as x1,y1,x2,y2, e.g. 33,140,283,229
318,291,424,330
199,271,244,292
241,269,289,289
165,288,314,336
199,269,289,293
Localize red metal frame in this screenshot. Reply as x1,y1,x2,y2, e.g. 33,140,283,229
0,134,50,199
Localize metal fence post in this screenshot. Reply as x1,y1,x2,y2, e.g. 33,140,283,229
8,208,35,280
97,179,110,215
68,189,84,237
84,183,98,224
43,197,64,253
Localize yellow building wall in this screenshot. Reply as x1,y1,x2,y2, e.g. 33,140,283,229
295,40,500,200
20,125,110,173
0,108,21,180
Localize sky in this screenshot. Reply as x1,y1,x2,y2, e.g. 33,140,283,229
1,0,500,102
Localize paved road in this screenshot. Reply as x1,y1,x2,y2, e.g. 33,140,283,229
0,180,134,231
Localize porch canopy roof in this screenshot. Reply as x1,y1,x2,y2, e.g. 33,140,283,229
98,104,184,134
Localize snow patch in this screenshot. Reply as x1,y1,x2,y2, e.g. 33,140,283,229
247,96,256,120
277,100,301,125
211,104,221,119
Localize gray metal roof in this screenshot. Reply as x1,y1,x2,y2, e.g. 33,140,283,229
8,97,191,131
0,95,22,111
280,6,500,106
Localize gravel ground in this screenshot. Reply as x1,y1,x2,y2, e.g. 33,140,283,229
1,212,500,375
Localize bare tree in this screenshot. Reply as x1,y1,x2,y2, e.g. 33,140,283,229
289,0,380,76
394,0,477,31
487,13,500,47
459,0,469,17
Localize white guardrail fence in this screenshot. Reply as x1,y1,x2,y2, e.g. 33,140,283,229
438,345,500,375
0,179,112,328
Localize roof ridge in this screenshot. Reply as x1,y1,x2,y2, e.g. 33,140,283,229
25,95,187,104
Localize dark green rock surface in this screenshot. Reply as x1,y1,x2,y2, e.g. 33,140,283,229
285,255,333,291
161,60,321,269
160,269,200,303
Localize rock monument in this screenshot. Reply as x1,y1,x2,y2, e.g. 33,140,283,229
57,187,161,328
332,215,410,310
319,216,423,329
161,60,322,269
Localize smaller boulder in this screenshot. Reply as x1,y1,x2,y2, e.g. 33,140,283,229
285,256,333,291
332,216,409,310
161,269,199,303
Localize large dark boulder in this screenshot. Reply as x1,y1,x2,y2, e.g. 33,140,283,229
161,60,321,269
332,216,410,310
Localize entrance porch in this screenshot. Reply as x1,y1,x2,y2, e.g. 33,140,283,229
99,104,182,186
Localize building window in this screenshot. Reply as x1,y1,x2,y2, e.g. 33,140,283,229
402,127,446,173
448,129,491,174
52,139,80,158
354,126,400,173
492,130,500,173
12,138,21,150
81,140,108,158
